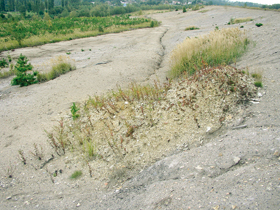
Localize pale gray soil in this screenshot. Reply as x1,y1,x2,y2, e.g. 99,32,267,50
0,6,280,209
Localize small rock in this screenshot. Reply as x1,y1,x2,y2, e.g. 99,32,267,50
232,205,237,209
76,203,81,207
206,127,211,133
195,165,203,170
273,150,280,157
24,201,30,205
257,92,262,97
233,157,241,164
213,205,219,210
6,196,12,200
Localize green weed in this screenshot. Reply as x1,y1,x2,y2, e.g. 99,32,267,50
0,58,8,68
185,26,199,31
254,81,263,87
70,170,82,179
255,23,263,27
71,102,80,120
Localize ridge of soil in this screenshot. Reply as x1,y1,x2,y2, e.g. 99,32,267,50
0,6,280,209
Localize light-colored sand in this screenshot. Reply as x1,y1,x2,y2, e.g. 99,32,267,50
0,6,280,209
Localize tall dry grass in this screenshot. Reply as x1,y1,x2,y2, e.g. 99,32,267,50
230,17,253,24
37,55,76,82
169,27,249,78
0,22,151,52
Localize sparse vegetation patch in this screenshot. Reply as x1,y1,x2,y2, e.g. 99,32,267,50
169,28,249,78
43,65,256,181
37,56,76,83
229,17,253,25
185,26,200,31
0,15,158,52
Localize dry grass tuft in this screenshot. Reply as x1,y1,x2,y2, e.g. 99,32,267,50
169,28,249,78
37,55,76,82
185,26,200,31
230,17,253,24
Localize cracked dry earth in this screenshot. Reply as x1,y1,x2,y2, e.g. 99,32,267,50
0,6,280,210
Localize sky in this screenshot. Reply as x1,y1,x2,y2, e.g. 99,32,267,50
229,0,280,5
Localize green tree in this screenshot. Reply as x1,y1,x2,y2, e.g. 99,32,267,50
11,54,38,87
49,0,54,9
183,6,186,13
9,22,28,46
18,5,27,17
8,0,15,11
0,0,5,11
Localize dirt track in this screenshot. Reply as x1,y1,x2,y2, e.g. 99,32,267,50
1,6,280,209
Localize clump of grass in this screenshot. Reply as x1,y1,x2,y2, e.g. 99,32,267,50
37,56,76,82
199,9,209,13
70,170,82,179
255,23,263,27
185,26,200,31
0,58,8,68
229,17,253,25
254,81,263,88
251,72,263,88
192,4,202,11
0,65,15,78
150,21,159,28
169,28,249,78
251,73,262,80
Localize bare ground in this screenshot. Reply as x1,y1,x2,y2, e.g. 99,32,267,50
0,6,280,209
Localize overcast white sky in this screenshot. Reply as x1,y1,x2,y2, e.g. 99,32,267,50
229,0,280,5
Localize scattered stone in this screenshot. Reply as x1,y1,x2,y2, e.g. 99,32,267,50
6,196,12,200
273,150,280,157
213,205,219,210
233,157,241,164
195,165,203,170
232,124,247,130
24,201,30,205
76,203,81,207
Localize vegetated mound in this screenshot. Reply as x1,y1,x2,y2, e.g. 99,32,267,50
45,65,257,184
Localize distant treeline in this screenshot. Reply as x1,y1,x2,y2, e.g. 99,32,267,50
1,0,279,21
0,0,181,18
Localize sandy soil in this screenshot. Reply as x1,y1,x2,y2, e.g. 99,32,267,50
0,6,280,209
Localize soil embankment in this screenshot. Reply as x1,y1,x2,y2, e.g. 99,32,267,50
0,6,280,209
